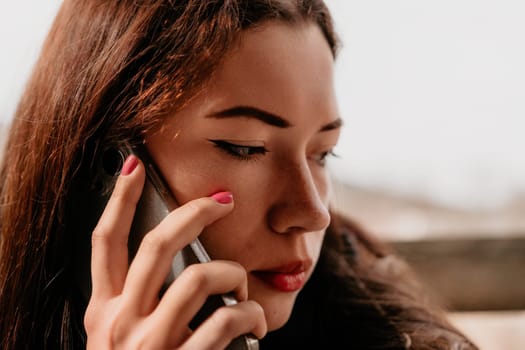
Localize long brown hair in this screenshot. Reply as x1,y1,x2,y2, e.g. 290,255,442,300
0,1,337,348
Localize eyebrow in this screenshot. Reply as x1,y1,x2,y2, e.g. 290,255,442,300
207,105,343,132
207,106,291,128
319,118,343,132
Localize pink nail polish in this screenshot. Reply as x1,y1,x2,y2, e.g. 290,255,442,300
121,155,138,176
210,191,233,204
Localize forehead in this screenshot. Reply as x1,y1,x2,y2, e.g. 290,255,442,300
204,21,338,125
214,21,334,94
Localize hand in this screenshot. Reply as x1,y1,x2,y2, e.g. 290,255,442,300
84,155,267,349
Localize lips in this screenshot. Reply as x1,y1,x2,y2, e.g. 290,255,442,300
252,261,311,292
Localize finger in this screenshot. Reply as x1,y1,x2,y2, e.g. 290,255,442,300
90,154,145,299
146,260,248,346
179,300,267,350
121,194,234,313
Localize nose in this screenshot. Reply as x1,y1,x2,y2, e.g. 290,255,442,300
267,161,331,234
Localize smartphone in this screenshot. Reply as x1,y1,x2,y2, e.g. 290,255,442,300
74,143,258,350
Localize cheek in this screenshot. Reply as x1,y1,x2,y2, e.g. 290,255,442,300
170,157,265,204
197,172,270,261
162,147,238,202
165,156,269,261
198,215,258,262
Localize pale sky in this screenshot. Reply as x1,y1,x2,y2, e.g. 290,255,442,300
1,1,525,210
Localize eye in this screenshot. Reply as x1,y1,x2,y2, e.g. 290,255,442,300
311,149,339,167
208,139,268,161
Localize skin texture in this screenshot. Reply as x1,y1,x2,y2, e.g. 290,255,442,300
85,21,341,348
147,21,341,330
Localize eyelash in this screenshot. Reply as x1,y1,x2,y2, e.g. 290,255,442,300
312,150,339,167
208,139,338,166
209,139,268,161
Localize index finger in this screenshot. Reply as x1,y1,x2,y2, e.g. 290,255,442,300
90,155,145,299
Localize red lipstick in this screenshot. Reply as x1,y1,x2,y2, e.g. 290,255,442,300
253,262,309,292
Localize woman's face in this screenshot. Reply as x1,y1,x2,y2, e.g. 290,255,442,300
146,21,341,331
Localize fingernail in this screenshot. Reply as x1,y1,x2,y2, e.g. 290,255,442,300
121,155,139,176
210,191,233,204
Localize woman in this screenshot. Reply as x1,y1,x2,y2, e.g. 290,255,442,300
0,0,478,349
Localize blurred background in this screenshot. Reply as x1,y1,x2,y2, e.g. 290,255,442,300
324,2,525,349
1,1,524,349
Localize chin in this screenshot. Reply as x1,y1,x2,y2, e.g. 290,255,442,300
253,291,298,331
266,310,293,331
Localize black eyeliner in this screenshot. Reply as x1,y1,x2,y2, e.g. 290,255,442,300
208,139,268,160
